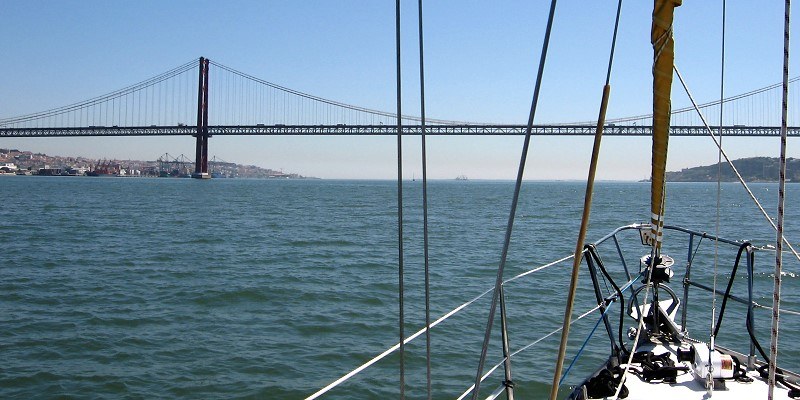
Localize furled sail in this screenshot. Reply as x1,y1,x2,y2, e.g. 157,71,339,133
650,0,681,254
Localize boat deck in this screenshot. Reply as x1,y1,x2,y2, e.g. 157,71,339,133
603,342,795,399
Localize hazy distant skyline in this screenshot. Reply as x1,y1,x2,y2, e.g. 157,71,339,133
1,1,798,180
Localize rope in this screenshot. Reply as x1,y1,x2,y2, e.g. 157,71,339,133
673,66,800,265
470,2,559,398
394,0,405,397
560,268,645,386
561,303,614,386
549,2,623,398
769,1,791,397
416,0,433,397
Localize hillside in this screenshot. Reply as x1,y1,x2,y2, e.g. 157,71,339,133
666,157,800,182
0,148,312,179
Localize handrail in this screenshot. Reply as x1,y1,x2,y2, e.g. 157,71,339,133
305,224,797,399
687,279,799,316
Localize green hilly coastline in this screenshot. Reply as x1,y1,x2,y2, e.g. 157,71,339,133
666,157,800,182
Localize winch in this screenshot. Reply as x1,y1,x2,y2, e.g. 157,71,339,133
677,343,734,380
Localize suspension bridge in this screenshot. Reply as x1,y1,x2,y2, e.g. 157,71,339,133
1,57,797,178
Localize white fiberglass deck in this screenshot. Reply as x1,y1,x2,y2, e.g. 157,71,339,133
604,342,794,400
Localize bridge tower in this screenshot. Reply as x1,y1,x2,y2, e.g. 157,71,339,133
192,57,211,179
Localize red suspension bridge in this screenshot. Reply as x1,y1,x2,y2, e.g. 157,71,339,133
1,57,797,178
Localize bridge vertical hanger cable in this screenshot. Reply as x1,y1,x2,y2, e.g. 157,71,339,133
395,0,406,398
416,0,433,398
768,0,790,397
549,1,624,398
207,60,464,125
0,60,197,127
470,1,558,399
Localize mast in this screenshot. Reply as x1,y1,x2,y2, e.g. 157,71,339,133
649,0,681,257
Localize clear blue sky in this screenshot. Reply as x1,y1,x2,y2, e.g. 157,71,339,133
1,1,798,179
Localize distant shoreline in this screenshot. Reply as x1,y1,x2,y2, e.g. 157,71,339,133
0,148,314,179
665,156,798,183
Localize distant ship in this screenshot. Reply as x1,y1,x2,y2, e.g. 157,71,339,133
86,159,119,177
455,174,468,181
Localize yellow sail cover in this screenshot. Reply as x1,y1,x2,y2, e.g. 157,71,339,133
650,0,681,253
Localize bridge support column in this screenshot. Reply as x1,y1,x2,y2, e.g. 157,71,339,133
193,57,211,179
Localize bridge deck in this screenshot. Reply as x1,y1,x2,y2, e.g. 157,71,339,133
0,124,795,137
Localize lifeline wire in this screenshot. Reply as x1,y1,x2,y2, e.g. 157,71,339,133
457,303,604,400
303,254,574,400
470,1,558,398
416,0,433,398
395,0,405,397
768,0,791,397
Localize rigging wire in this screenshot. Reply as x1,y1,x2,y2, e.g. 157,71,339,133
673,66,800,265
710,1,726,391
769,0,791,397
416,0,433,398
470,1,559,399
394,0,405,398
549,2,623,399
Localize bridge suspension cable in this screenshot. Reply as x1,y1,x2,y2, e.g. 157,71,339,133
0,59,198,129
612,76,800,122
575,76,800,128
1,57,798,133
207,60,468,126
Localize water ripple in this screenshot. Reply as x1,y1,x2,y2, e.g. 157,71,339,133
0,179,797,398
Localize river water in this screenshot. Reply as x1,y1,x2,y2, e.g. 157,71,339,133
1,177,798,398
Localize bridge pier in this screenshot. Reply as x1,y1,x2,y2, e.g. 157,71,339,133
192,57,211,179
